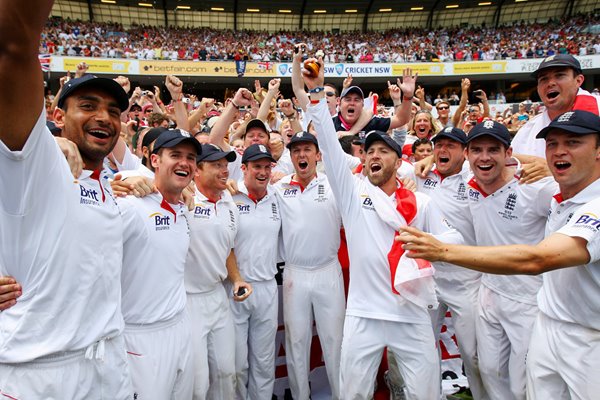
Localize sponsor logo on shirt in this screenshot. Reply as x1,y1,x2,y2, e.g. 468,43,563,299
80,185,101,206
468,188,481,201
193,204,212,218
236,202,251,214
361,195,375,211
573,213,600,232
282,187,299,197
149,212,171,230
422,178,438,189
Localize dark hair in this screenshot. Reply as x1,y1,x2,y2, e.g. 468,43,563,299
338,135,354,155
412,138,433,154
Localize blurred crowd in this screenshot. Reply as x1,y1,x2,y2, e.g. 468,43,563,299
40,12,600,62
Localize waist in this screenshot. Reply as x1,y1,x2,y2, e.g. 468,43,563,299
125,309,185,332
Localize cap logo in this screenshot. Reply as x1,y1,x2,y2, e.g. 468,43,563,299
180,130,191,138
296,131,304,138
557,112,574,123
483,120,495,129
444,127,452,133
258,144,267,153
544,55,555,62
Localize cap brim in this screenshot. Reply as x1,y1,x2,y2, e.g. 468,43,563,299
537,125,598,139
199,150,237,162
432,133,465,144
531,62,582,78
243,153,276,163
67,77,129,111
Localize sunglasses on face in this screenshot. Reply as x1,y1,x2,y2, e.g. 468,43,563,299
469,108,479,113
325,92,336,97
437,106,449,110
145,109,154,113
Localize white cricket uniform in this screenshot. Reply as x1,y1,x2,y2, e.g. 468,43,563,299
274,171,345,400
118,193,193,399
185,188,238,400
229,151,295,183
117,163,154,180
416,168,486,399
231,182,281,400
511,89,600,158
308,100,463,400
527,179,600,400
0,109,130,398
466,176,557,400
114,143,142,172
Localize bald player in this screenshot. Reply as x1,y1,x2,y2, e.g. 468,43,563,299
398,110,600,400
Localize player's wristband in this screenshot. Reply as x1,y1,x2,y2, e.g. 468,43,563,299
309,87,325,94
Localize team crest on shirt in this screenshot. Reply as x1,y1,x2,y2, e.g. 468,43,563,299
79,184,102,206
270,202,280,221
573,213,600,232
454,182,467,200
497,192,519,221
149,212,171,230
314,184,328,203
228,210,237,231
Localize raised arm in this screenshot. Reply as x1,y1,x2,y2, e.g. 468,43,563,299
0,0,53,150
452,78,470,127
388,68,417,129
165,75,190,132
209,88,253,149
256,78,280,122
291,43,310,111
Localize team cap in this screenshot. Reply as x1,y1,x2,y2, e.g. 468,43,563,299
286,131,319,149
152,129,202,156
197,143,237,162
243,119,269,137
242,144,276,163
57,75,129,111
364,130,402,158
536,110,600,139
432,126,467,145
531,54,583,79
467,120,511,148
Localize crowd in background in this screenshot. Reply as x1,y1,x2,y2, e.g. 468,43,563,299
40,12,600,63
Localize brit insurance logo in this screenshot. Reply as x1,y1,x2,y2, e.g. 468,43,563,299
360,194,375,211
79,184,101,206
236,201,251,214
149,212,171,231
193,203,212,219
281,186,299,198
573,212,600,233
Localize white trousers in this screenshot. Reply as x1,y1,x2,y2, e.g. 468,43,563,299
0,335,130,400
476,286,537,400
186,285,236,400
527,312,600,400
230,279,278,400
282,261,345,400
124,311,194,400
431,275,487,399
340,315,440,400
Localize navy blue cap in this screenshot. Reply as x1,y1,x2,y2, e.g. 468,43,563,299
142,127,167,149
532,54,583,79
198,143,237,162
432,126,467,145
242,144,276,163
286,131,319,149
152,129,202,156
57,75,129,111
467,120,511,148
352,131,367,145
243,119,269,137
364,130,402,157
340,85,364,99
537,110,600,139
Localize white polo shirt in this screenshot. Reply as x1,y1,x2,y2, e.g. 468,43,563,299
0,109,125,362
233,182,281,282
274,173,342,268
416,168,481,282
185,188,238,294
308,100,463,323
119,193,189,324
538,179,600,330
467,176,558,305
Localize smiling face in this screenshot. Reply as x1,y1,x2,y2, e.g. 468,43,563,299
243,126,270,147
433,138,465,178
466,136,513,192
537,67,584,120
242,158,272,197
196,157,230,193
151,142,197,199
412,112,433,139
366,141,401,188
290,142,320,185
545,130,600,199
54,87,122,171
339,93,364,125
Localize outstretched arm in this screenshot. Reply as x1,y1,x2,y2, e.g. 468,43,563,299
0,0,53,150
